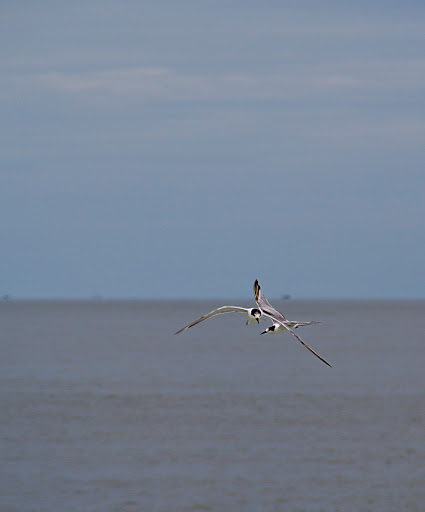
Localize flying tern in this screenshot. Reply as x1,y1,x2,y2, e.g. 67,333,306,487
175,305,262,335
254,279,332,367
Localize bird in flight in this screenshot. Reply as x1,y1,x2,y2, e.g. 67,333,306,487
175,305,262,335
254,279,332,367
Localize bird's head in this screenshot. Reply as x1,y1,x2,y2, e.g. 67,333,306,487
261,325,276,335
251,308,262,324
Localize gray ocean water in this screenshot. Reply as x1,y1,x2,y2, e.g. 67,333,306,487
1,299,425,512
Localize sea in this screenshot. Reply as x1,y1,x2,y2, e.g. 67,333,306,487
1,298,425,512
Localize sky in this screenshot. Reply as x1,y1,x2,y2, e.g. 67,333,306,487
1,1,425,299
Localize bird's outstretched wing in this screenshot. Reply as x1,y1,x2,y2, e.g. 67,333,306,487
277,320,332,368
174,306,249,334
254,279,286,322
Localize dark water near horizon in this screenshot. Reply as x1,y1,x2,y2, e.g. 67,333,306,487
1,299,425,511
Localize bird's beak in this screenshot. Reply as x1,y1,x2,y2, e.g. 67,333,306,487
256,318,260,324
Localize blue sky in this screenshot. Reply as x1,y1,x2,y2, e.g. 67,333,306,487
1,1,425,298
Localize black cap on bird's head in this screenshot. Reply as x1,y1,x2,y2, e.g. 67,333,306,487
261,325,276,335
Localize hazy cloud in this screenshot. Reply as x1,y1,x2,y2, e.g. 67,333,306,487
1,1,425,298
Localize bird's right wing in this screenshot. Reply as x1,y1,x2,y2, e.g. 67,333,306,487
253,279,287,322
174,306,248,334
275,319,332,368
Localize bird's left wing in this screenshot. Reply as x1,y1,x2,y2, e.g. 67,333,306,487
174,306,248,334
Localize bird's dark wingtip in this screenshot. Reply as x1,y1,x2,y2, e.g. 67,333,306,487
254,279,260,300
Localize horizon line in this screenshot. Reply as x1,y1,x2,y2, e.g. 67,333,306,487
2,295,425,302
